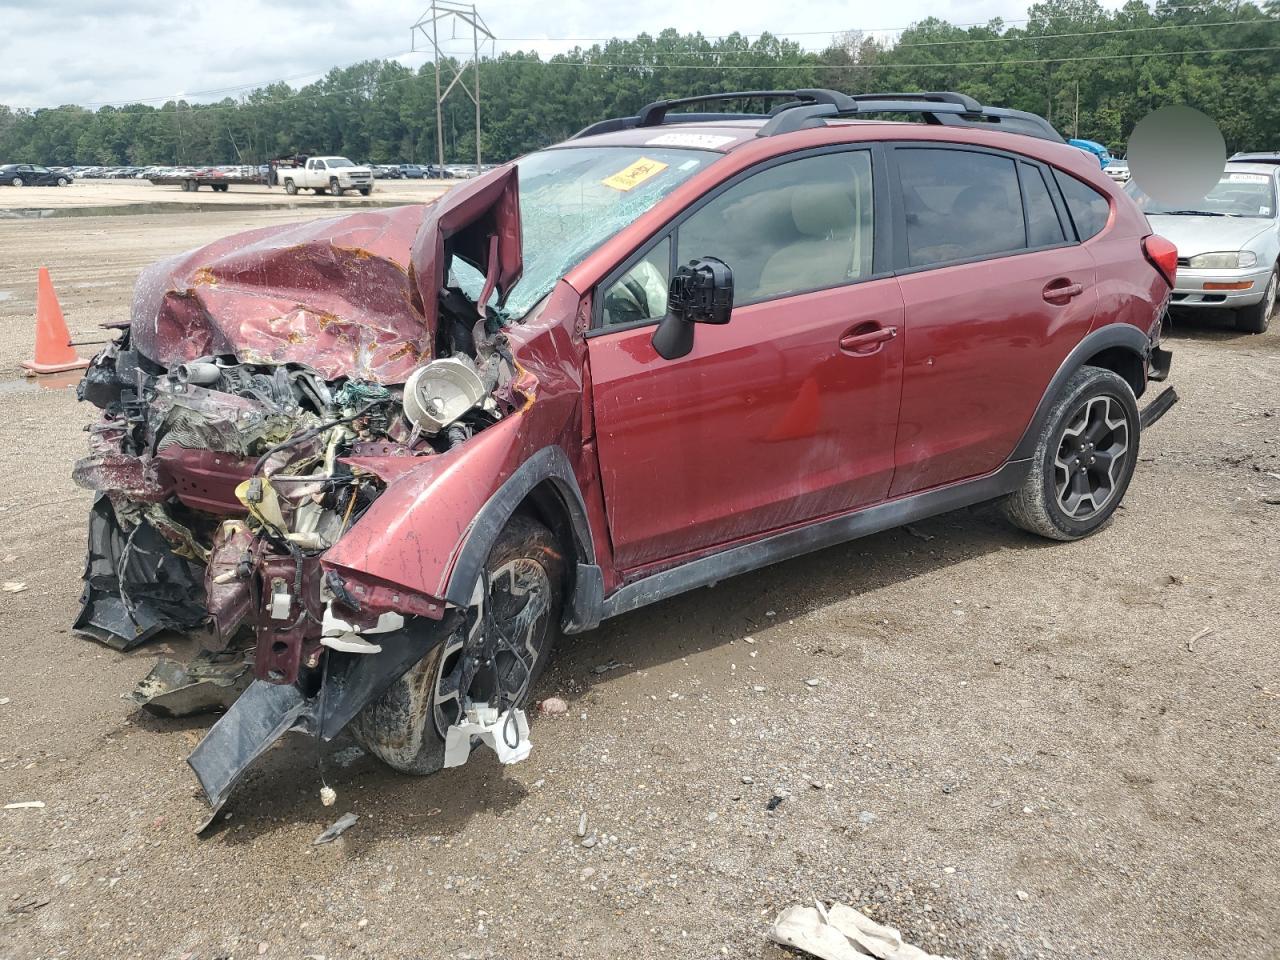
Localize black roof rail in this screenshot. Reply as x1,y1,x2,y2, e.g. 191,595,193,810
570,89,1063,145
758,92,1064,143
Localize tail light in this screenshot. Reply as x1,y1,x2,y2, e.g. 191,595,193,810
1143,235,1178,287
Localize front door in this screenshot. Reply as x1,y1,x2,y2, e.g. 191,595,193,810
588,149,905,572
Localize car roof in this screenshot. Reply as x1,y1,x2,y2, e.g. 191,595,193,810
1224,161,1280,176
555,117,1098,177
1230,151,1280,164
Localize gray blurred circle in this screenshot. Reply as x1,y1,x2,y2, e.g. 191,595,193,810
1127,105,1225,208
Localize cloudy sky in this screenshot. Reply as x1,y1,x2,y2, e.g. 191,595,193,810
0,0,1121,110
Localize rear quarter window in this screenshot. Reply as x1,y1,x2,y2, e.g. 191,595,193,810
1052,169,1110,240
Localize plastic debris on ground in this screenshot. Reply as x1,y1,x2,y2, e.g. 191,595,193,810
769,902,958,960
313,812,358,845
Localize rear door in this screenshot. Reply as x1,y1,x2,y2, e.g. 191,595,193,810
588,147,905,571
889,145,1098,495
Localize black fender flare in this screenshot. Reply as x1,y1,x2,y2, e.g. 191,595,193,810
1012,324,1152,461
443,445,603,631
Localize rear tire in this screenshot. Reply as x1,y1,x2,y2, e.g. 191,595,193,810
351,514,563,775
1235,265,1276,334
284,179,297,196
13,177,24,187
1001,366,1140,541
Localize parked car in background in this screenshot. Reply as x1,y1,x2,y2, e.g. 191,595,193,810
1125,162,1279,333
1230,151,1280,165
73,88,1179,817
1068,138,1112,169
1103,157,1130,183
0,164,72,186
398,163,425,179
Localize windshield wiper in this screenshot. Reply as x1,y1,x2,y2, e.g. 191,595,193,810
1161,210,1226,217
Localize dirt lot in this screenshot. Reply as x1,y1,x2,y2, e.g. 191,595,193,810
0,178,451,213
0,202,1277,960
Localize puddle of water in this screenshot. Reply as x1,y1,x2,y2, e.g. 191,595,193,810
0,199,408,220
0,371,83,394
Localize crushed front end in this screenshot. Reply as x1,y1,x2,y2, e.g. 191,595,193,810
71,172,540,821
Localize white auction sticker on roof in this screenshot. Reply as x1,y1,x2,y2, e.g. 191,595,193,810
647,132,737,149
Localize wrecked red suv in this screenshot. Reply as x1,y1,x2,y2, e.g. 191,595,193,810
73,90,1178,821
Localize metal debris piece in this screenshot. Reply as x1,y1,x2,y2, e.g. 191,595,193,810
4,801,46,809
592,659,624,675
131,650,253,717
769,902,958,960
313,812,359,845
904,525,935,542
1,582,27,593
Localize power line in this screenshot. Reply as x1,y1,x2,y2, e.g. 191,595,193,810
47,14,1277,110
488,2,1247,41
9,35,1278,114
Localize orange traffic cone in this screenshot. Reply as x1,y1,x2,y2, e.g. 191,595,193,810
22,267,89,375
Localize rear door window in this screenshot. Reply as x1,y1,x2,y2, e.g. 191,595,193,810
1020,163,1067,247
1052,170,1110,240
897,149,1027,267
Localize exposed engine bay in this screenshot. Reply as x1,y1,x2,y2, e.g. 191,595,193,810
74,301,514,667
70,171,546,821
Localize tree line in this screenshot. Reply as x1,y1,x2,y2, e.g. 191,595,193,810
1,0,1277,167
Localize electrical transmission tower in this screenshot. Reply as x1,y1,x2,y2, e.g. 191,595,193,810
411,1,495,172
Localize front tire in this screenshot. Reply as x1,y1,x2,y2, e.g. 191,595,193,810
56,177,68,187
1002,366,1140,541
1236,265,1276,334
351,514,564,775
329,178,343,196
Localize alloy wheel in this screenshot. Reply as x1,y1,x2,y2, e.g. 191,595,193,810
1052,394,1130,520
1263,269,1277,322
431,556,553,737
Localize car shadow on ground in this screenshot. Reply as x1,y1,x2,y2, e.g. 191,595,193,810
161,500,1056,846
545,501,1057,705
1162,308,1257,344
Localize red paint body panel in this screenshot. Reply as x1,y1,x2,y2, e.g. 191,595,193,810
588,278,905,570
321,280,587,600
890,246,1098,495
131,205,433,382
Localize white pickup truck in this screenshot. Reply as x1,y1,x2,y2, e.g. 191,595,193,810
276,156,374,196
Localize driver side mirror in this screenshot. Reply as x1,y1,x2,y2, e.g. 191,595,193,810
651,257,734,360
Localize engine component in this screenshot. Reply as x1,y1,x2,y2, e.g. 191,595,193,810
175,362,220,385
402,357,485,434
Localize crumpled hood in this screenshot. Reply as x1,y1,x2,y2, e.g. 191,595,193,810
129,167,522,384
1145,214,1273,260
130,204,433,382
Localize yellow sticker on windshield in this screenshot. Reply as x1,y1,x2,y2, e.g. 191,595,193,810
601,157,669,192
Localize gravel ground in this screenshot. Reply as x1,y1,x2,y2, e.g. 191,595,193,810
0,178,450,213
0,205,1276,960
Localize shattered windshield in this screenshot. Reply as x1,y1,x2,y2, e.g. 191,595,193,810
456,146,720,317
1125,171,1276,218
